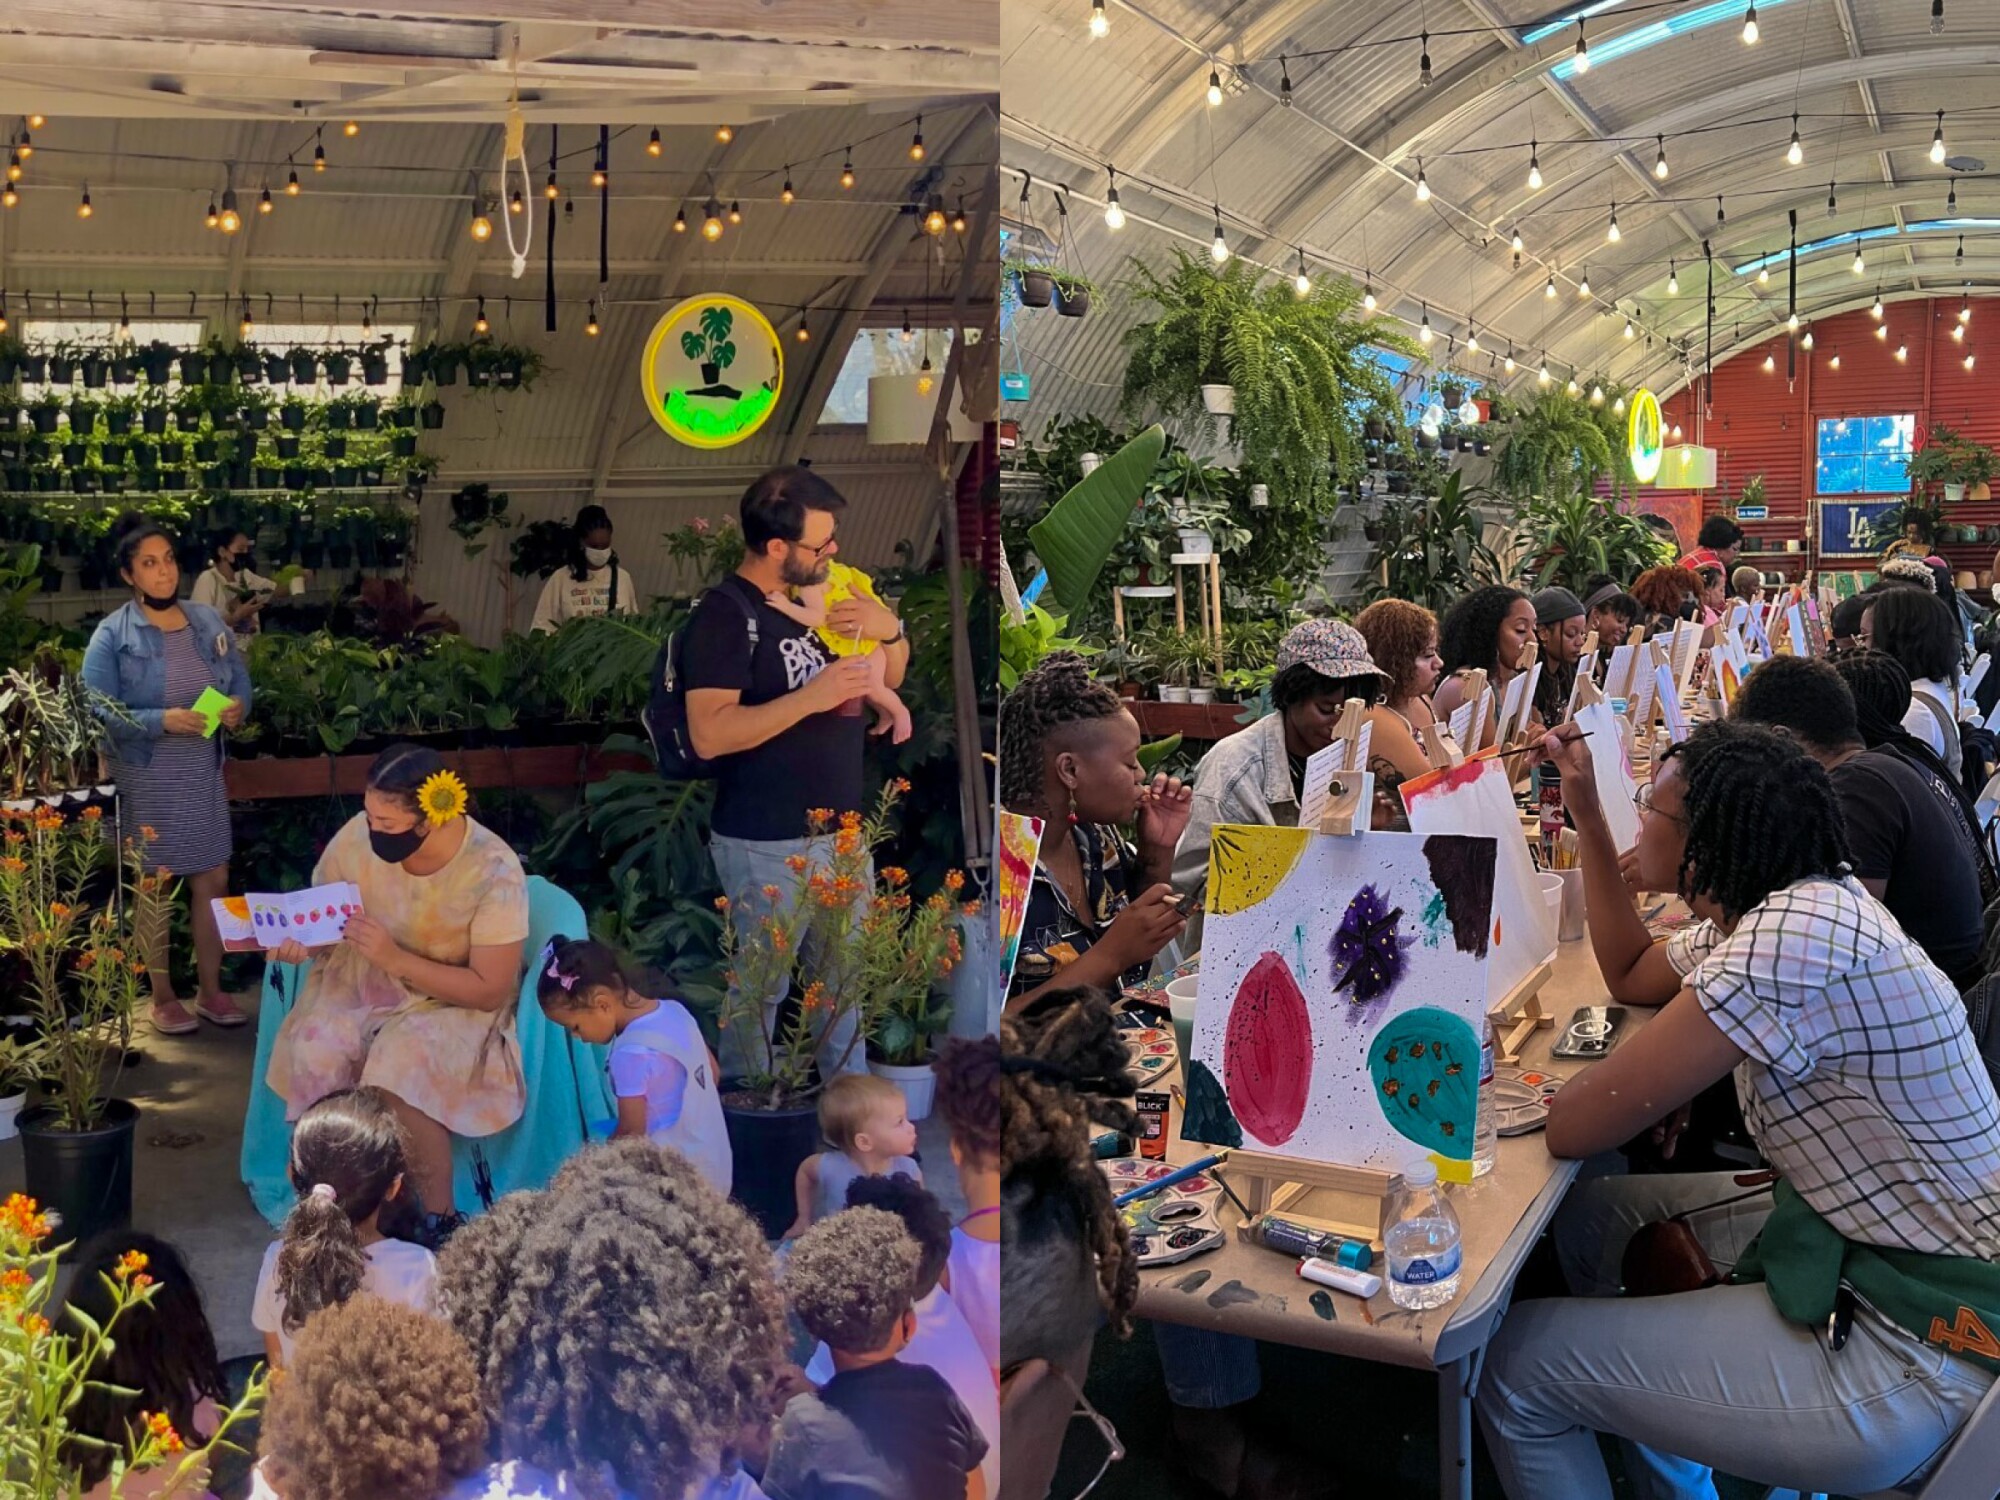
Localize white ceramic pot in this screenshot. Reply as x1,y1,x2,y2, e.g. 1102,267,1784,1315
1249,483,1270,508
0,1092,23,1143
1176,529,1215,558
1945,483,1967,504
1189,686,1216,705
868,1057,937,1122
1078,452,1103,477
1200,384,1236,415
1159,685,1192,703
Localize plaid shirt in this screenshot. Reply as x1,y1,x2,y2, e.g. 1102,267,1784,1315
1667,876,2000,1259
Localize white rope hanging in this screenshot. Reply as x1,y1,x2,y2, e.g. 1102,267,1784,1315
499,81,533,279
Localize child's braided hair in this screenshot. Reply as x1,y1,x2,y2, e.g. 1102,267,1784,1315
1001,988,1138,1337
1659,719,1850,923
999,650,1122,808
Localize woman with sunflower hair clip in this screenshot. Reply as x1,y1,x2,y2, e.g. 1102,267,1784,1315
266,744,530,1248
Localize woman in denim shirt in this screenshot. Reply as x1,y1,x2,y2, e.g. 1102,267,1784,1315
82,516,252,1037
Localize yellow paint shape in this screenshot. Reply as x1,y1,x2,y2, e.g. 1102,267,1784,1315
1206,824,1312,915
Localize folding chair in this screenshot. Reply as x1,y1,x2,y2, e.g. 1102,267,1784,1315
1788,1366,2000,1498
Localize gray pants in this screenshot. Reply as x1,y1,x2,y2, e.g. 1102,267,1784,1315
710,831,868,1083
1476,1169,1994,1500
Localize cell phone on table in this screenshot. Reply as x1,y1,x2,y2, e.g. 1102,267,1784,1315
1551,1005,1627,1059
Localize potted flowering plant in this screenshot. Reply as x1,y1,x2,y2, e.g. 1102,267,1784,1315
862,865,970,1120
0,1197,268,1494
0,809,168,1244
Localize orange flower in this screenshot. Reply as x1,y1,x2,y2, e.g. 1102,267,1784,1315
839,809,863,832
785,854,810,874
761,884,782,901
140,825,158,842
80,805,103,822
880,867,909,887
2,1193,51,1240
115,1249,151,1282
714,895,732,911
808,807,835,825
834,831,860,857
0,1268,30,1301
944,870,965,893
18,1312,50,1339
894,777,912,794
142,1411,185,1454
3,829,21,844
0,856,24,875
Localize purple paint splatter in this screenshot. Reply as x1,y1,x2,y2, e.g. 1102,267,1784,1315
1330,884,1412,1025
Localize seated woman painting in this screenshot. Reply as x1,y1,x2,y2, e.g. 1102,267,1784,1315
265,744,530,1246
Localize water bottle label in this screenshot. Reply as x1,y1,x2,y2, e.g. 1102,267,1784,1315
1395,1245,1462,1284
1479,1031,1495,1087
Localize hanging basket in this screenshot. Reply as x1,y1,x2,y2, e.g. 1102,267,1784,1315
1200,384,1236,415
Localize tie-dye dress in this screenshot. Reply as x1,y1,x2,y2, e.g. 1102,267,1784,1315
265,814,531,1137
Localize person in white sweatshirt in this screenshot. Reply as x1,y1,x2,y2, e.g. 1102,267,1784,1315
530,505,640,632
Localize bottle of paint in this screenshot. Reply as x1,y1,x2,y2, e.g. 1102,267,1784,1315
1136,1090,1170,1161
1245,1214,1373,1270
1608,697,1638,767
1384,1158,1462,1310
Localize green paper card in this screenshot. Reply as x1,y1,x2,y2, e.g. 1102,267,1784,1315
192,686,233,738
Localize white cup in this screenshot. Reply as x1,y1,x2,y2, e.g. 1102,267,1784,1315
1557,868,1587,941
1165,975,1201,1066
1539,873,1564,955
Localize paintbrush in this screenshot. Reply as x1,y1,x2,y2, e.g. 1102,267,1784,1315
1112,1152,1230,1207
1496,728,1594,763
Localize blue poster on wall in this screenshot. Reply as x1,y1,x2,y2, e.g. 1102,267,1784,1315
1817,498,1900,558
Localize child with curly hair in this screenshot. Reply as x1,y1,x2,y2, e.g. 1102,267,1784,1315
535,935,731,1193
765,1208,988,1500
64,1233,229,1500
782,1073,920,1239
932,1035,1001,1374
252,1086,436,1369
251,1296,488,1500
435,1138,787,1500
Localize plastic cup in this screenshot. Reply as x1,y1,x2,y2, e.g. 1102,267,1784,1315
1166,975,1201,1067
1539,873,1563,956
1557,868,1587,941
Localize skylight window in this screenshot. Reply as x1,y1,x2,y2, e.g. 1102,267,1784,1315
1547,0,1795,78
1732,220,2000,276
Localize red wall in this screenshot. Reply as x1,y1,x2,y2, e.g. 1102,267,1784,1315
1646,296,2000,579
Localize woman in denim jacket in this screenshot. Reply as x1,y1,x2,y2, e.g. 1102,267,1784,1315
82,515,253,1037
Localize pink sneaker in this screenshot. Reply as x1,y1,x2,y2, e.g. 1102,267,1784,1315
150,999,199,1036
193,994,249,1028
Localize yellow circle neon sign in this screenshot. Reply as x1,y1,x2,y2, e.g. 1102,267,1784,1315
1628,387,1664,483
641,294,784,449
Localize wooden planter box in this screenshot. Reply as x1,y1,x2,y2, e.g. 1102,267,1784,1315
1127,701,1251,742
224,743,650,801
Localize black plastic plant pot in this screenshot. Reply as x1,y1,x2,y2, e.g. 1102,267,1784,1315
67,404,96,435
105,410,133,437
22,355,48,383
101,442,126,466
0,356,18,383
288,353,318,385
69,470,96,494
62,443,86,467
204,466,230,488
387,404,415,429
137,471,164,493
112,356,138,385
141,407,168,435
467,368,492,389
353,403,379,431
301,541,327,568
29,408,60,435
1018,270,1055,307
158,439,185,464
323,435,348,460
20,1100,138,1251
275,435,302,460
420,402,445,431
361,465,385,486
81,358,108,390
139,354,173,385
362,355,389,387
282,466,308,489
34,471,60,493
48,357,74,386
333,465,359,487
230,461,253,489
236,431,258,459
327,542,354,568
263,353,290,386
431,357,459,387
257,467,281,489
498,360,523,389
177,353,208,385
132,442,157,469
325,405,351,431
1054,284,1092,318
1440,433,1460,452
5,467,29,491
176,410,203,433
308,466,332,487
243,406,270,431
101,472,126,496
281,406,307,433
193,438,219,464
235,352,262,383
324,355,352,386
390,432,418,458
721,1098,822,1239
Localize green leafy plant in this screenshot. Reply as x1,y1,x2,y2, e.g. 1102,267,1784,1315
1491,388,1632,502
1907,424,1997,491
1509,490,1671,593
679,306,738,382
1366,471,1501,613
1025,425,1168,615
998,603,1090,693
446,482,511,555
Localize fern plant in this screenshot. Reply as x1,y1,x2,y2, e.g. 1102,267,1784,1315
1510,490,1671,593
1118,249,1415,510
1492,389,1633,502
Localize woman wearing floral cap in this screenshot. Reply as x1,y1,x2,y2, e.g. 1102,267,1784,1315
265,743,530,1247
1171,617,1391,899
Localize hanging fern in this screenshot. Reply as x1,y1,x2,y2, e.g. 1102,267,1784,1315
1118,248,1417,511
1492,389,1634,503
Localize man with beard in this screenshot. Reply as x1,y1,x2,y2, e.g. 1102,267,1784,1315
685,466,906,1072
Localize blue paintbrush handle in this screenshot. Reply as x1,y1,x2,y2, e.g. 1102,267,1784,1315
1113,1152,1228,1206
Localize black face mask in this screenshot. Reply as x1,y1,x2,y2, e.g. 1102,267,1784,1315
368,825,428,864
231,550,253,571
140,590,178,612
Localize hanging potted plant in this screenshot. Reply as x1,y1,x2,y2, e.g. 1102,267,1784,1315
173,389,207,434
134,340,176,386
275,429,302,461
260,348,289,386
323,432,348,461
240,389,274,430
280,395,309,433
350,395,380,430
102,393,138,437
1005,257,1056,308
389,430,419,458
176,347,209,386
325,399,352,431
79,348,110,390
46,345,77,387
360,342,392,386
323,349,353,386
2,809,165,1244
427,342,463,387
233,342,263,384
1052,271,1097,319
138,387,169,436
284,346,318,386
66,397,98,437
419,399,446,431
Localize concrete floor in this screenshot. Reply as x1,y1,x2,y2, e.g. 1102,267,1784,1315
0,993,968,1364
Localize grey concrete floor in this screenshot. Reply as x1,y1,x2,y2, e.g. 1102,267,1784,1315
0,995,968,1364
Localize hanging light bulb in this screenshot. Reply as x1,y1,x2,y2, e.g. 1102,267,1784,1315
1546,271,1558,299
647,128,662,157
1567,373,1581,395
586,300,600,336
1528,139,1543,191
918,355,935,397
1933,111,1948,165
5,152,19,183
796,314,811,343
1671,423,1685,438
840,151,855,190
1953,321,1965,343
1763,352,1775,371
469,204,492,241
1607,201,1620,241
1511,226,1524,255
1363,277,1376,311
591,162,607,189
25,114,43,130
1957,235,1966,265
1,185,16,210
1090,0,1109,37
1578,269,1591,296
924,197,947,236
1294,248,1311,296
1573,19,1589,72
1827,181,1837,218
1876,321,1889,339
1787,310,1799,331
1961,297,1973,323
1948,178,1958,212
15,132,30,161
952,199,968,234
1802,328,1814,349
1207,65,1223,107
715,124,734,145
1104,167,1125,230
342,119,359,138
219,188,241,234
286,166,301,197
1668,260,1680,295
1414,161,1430,202
1758,265,1771,285
1539,356,1552,385
1969,354,1978,371
1210,206,1229,263
361,305,372,335
1742,4,1759,42
511,186,529,216
781,174,796,206
473,296,489,336
728,200,743,225
1418,306,1433,343
204,197,218,228
1655,136,1670,179
258,184,274,215
239,300,253,339
313,130,326,172
545,173,560,201
1624,314,1635,338
1613,393,1626,414
1873,291,1884,318
1467,326,1480,353
1897,343,1908,361
1829,352,1840,369
1419,31,1433,88
76,182,91,219
900,310,913,341
1590,381,1605,404
1504,348,1517,373
909,118,925,161
673,205,687,234
701,199,724,240
1786,113,1803,165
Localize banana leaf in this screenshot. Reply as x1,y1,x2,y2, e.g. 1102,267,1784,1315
1027,424,1167,615
1137,733,1182,772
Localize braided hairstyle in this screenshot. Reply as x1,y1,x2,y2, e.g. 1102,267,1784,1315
1659,719,1851,923
999,650,1124,809
1001,988,1137,1354
1438,585,1528,676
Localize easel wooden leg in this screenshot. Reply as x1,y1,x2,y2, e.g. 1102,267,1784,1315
1112,587,1126,642
1175,570,1186,634
1490,958,1555,1066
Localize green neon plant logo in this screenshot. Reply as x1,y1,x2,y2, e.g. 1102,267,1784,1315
643,294,783,449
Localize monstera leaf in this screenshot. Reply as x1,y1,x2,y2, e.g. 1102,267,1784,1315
1026,424,1167,615
700,306,733,345
680,331,705,361
714,340,737,371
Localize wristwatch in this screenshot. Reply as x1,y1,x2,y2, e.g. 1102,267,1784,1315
888,621,907,644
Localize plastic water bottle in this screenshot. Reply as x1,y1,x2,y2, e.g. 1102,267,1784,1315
1608,698,1637,767
1385,1159,1463,1310
1471,1021,1498,1177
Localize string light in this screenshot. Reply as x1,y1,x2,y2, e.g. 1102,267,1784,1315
25,114,42,130
1786,113,1802,165
1787,311,1799,331
1654,136,1669,179
1207,65,1223,107
1962,297,1973,323
1546,271,1558,299
1801,328,1814,349
1090,0,1109,37
900,310,914,340
909,118,925,161
840,151,855,189
728,200,743,225
1953,321,1965,343
204,197,218,228
952,199,969,233
1467,326,1480,353
591,164,607,190
702,199,724,240
1829,351,1840,369
781,173,796,206
239,298,253,339
1419,31,1433,88
545,173,560,201
586,299,600,336
1504,347,1517,373
1567,372,1581,395
1606,201,1620,241
1279,57,1293,107
313,129,326,172
1572,20,1589,72
1758,265,1770,284
218,188,241,234
715,124,734,145
924,197,947,235
1763,352,1775,371
1539,355,1551,385
1742,3,1758,42
1104,167,1125,230
470,204,492,241
1414,160,1430,202
1527,139,1543,191
647,128,662,157
797,314,811,343
6,152,20,183
474,296,489,336
1363,276,1376,310
15,132,30,161
1210,205,1229,263
1294,247,1311,296
1933,111,1948,165
1623,314,1635,338
674,205,687,233
1876,320,1889,339
76,183,90,219
1872,291,1883,318
1896,343,1908,361
342,119,359,138
1511,226,1524,255
286,164,301,197
1613,393,1626,414
1668,260,1680,295
1578,269,1591,297
1419,305,1433,343
1967,353,1978,371
1827,182,1837,218
258,185,274,215
1,185,16,210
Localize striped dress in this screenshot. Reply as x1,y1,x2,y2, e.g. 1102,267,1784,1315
112,626,232,876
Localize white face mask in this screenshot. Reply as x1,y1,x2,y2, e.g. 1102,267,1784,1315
583,546,613,568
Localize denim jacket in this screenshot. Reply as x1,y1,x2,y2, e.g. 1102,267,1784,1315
81,600,253,769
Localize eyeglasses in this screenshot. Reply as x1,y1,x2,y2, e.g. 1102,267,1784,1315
1634,782,1683,823
793,532,839,559
1056,1366,1125,1498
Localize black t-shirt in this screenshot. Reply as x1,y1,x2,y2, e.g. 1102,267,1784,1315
680,573,864,841
761,1359,988,1500
1830,748,1984,985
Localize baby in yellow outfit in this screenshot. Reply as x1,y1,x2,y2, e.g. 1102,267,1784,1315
765,559,913,743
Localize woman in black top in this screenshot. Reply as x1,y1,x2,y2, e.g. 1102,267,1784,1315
1000,652,1190,1011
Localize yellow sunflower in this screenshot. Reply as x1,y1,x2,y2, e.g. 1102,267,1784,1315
417,769,468,827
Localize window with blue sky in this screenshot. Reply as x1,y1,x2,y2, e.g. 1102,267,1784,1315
1815,414,1913,496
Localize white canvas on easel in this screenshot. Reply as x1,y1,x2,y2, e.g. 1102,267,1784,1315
1572,700,1645,853
1296,700,1376,830
1657,662,1691,745
1604,643,1640,703
1570,651,1600,717
1669,621,1702,699
1494,671,1528,746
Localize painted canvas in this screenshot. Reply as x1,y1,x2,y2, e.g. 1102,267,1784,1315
1400,751,1556,1005
1185,825,1496,1174
1572,701,1644,852
996,812,1044,996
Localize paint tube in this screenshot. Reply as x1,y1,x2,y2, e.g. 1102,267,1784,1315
1245,1214,1374,1270
1091,1129,1135,1160
1136,1090,1170,1160
1297,1257,1383,1299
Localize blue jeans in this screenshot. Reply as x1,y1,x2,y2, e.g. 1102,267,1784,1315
1154,1324,1262,1409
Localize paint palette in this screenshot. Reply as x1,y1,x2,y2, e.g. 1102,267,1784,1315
1493,1065,1565,1136
1122,1027,1178,1077
1099,1158,1219,1200
1119,1193,1227,1268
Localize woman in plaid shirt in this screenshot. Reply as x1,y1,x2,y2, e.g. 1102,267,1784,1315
1478,719,2000,1499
